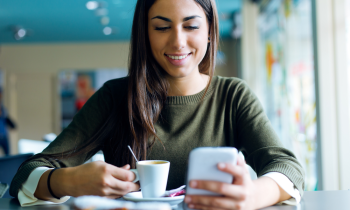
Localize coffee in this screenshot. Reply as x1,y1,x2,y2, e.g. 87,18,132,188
137,161,167,165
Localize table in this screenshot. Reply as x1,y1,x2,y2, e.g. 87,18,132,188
1,191,350,210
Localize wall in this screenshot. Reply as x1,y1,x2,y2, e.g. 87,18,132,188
0,40,239,154
0,42,130,154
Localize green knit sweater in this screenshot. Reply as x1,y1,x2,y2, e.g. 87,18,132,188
10,76,304,197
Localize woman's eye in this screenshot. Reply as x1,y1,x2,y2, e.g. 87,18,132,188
185,26,199,30
155,27,170,31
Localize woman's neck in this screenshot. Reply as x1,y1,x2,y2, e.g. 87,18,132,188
166,71,210,96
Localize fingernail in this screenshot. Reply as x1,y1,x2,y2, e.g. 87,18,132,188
188,204,195,208
190,180,197,188
185,196,191,203
218,163,226,169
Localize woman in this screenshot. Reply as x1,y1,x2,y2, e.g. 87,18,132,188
10,0,304,209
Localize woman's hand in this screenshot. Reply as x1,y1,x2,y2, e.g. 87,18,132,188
184,156,291,210
38,161,140,199
61,161,140,198
184,156,257,210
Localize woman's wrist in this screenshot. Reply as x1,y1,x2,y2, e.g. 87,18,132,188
252,176,292,209
50,167,72,198
252,177,276,209
34,168,71,200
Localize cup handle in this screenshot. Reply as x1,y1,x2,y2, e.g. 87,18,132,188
130,169,139,183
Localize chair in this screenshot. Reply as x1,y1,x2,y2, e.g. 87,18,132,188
0,153,33,198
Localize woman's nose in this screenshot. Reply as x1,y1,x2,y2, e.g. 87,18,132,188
170,28,186,50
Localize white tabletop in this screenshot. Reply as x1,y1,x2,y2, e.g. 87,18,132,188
1,191,349,210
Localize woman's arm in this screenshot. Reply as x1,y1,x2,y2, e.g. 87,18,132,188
34,161,139,200
232,80,304,195
10,78,129,198
184,156,291,210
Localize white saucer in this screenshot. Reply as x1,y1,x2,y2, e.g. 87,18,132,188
123,191,185,207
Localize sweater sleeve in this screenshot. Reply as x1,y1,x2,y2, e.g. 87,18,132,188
232,80,305,196
9,80,117,198
18,167,70,206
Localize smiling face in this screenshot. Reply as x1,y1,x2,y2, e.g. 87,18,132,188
148,0,210,79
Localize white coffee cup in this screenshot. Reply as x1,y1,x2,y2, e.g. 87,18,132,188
130,160,170,198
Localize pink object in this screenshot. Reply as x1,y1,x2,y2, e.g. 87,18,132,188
162,185,186,197
168,189,186,197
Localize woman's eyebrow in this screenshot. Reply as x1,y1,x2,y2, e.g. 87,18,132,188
151,15,202,22
183,15,202,21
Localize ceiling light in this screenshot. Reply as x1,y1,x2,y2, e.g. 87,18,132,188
100,16,110,25
86,1,98,10
103,27,112,35
12,26,27,40
86,1,107,10
95,8,108,16
17,29,26,37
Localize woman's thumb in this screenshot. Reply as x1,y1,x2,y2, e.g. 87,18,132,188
121,164,130,170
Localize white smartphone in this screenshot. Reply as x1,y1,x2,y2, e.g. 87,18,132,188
185,147,238,196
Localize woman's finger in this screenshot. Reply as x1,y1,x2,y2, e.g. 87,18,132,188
108,177,140,193
106,185,138,197
185,195,240,210
121,164,130,170
98,186,126,197
107,165,136,182
217,162,249,184
189,180,246,199
236,155,246,167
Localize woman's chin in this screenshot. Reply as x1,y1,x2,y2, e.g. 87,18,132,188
164,68,196,79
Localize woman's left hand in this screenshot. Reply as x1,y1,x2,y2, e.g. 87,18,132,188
184,156,257,210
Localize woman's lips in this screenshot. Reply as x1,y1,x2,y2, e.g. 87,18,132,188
165,53,192,66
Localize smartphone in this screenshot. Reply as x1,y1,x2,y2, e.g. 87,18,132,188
185,147,238,196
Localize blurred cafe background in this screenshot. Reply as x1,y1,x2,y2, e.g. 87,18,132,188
0,0,350,194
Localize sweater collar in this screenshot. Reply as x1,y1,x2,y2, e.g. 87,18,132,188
165,76,218,105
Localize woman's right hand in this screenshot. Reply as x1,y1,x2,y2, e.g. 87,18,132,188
35,161,140,200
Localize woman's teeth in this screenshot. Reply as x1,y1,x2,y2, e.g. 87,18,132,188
166,54,189,60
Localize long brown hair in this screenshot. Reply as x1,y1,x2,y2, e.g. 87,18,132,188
21,0,219,169
126,0,219,168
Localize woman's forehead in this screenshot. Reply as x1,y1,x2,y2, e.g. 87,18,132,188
148,0,206,20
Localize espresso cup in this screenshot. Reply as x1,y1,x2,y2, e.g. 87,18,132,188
130,160,170,198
